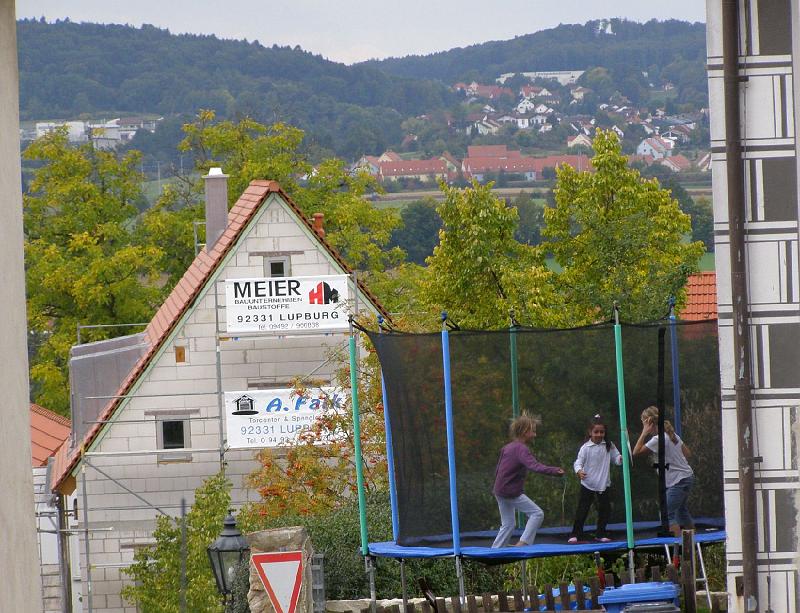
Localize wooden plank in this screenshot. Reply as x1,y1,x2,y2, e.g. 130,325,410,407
558,582,570,610
544,584,556,611
435,598,447,613
682,530,697,613
604,572,615,588
406,603,416,613
574,579,586,610
651,565,662,582
482,593,493,613
390,605,400,613
450,595,462,613
666,564,680,584
497,592,508,612
635,567,646,583
527,589,541,611
467,594,478,613
421,602,432,613
512,589,524,611
588,577,601,609
711,593,721,613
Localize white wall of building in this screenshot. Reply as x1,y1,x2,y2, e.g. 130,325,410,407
68,193,379,612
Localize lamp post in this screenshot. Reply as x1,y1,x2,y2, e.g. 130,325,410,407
207,513,250,608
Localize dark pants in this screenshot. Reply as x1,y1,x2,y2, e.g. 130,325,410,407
571,485,611,538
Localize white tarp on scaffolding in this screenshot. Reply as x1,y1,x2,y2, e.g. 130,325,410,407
225,274,350,333
225,387,347,449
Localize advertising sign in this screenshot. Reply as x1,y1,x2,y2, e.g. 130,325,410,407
225,274,350,334
225,387,346,449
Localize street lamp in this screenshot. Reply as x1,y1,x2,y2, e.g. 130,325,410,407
207,512,250,604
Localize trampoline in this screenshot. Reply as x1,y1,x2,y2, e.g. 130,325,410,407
346,314,724,589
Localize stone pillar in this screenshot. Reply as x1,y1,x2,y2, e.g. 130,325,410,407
0,1,43,611
248,527,315,613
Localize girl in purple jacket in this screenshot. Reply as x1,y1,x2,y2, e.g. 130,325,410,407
491,413,565,548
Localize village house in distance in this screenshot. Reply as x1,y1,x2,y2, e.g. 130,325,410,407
46,171,389,612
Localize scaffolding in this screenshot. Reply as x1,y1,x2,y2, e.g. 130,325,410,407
63,274,369,612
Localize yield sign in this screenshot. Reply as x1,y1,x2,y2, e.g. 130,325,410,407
252,551,304,613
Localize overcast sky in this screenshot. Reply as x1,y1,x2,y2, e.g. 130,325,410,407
16,1,706,64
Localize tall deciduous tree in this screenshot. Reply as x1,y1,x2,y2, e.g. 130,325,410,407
179,110,403,272
544,130,703,322
24,130,165,413
421,181,561,329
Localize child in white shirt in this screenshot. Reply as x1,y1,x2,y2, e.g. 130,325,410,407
568,414,622,543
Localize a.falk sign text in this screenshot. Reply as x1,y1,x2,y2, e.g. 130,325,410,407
225,387,346,449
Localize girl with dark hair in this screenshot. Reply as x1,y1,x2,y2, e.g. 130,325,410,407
568,414,622,544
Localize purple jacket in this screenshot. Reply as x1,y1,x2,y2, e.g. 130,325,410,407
493,440,561,498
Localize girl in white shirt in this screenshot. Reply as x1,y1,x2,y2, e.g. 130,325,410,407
568,415,622,544
633,406,694,538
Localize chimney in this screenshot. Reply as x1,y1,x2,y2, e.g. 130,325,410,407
203,167,229,252
312,213,326,238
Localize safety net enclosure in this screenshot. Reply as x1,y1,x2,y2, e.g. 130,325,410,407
366,320,723,551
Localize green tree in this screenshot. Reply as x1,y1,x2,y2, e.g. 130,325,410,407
122,473,231,613
389,198,442,265
421,181,560,328
179,111,403,272
24,130,165,413
543,130,704,322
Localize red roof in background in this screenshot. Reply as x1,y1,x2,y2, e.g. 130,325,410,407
530,154,591,172
467,145,520,158
379,159,447,176
30,403,71,467
463,156,539,174
52,181,391,493
680,272,717,321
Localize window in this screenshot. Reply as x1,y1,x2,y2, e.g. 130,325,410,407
146,409,199,463
174,345,186,363
265,256,290,278
161,420,186,449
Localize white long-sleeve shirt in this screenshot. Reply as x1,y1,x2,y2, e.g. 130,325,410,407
573,440,623,493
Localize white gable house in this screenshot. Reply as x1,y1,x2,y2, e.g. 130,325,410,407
49,175,389,612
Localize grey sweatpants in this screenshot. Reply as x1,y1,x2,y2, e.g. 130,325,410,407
491,494,544,548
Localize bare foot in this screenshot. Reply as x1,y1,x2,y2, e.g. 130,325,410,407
514,541,528,547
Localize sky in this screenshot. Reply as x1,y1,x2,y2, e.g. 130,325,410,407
16,1,706,65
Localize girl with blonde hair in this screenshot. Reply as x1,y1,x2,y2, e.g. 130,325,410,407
491,413,564,548
633,406,694,537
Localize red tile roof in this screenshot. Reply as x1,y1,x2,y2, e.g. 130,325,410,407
52,181,391,494
467,145,520,158
30,403,71,467
379,159,448,177
530,154,591,173
680,272,717,321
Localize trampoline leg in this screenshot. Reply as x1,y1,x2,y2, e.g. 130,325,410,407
400,558,408,612
521,560,527,602
455,556,466,605
366,556,377,613
627,549,635,584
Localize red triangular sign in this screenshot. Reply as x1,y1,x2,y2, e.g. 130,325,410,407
252,551,304,613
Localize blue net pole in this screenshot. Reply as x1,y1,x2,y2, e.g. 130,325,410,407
668,300,683,437
378,317,400,542
441,317,461,555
